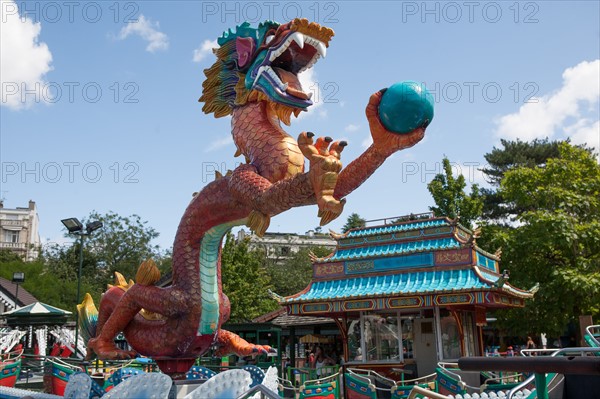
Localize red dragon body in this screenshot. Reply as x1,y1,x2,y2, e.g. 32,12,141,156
83,18,426,362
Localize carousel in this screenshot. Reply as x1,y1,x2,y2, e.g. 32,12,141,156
278,213,538,378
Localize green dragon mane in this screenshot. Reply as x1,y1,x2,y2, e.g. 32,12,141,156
199,21,279,118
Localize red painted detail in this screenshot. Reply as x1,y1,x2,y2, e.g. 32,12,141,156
155,358,196,380
0,375,17,388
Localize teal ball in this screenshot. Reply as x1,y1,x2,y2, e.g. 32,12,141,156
378,81,434,134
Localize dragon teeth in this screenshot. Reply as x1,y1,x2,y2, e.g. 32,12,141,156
252,66,267,88
268,32,326,61
266,67,288,90
315,42,326,58
290,32,305,49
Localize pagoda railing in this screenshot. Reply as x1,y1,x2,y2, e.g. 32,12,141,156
365,212,435,226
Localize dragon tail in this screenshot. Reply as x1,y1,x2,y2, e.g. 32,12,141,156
77,293,98,343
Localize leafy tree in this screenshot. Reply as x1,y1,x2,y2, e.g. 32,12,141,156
0,249,25,263
83,211,160,282
480,138,562,220
342,213,366,232
40,211,163,301
427,157,484,229
391,213,432,224
0,259,96,313
491,143,600,336
220,233,278,322
42,242,100,282
267,246,332,297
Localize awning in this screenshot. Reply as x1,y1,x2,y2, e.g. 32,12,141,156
2,226,22,231
4,302,72,326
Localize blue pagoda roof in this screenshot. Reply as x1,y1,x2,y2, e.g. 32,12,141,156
286,268,491,303
346,218,449,238
326,238,460,262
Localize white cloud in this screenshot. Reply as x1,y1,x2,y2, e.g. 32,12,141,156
345,123,360,132
205,135,233,152
495,59,599,152
193,39,218,63
296,68,325,120
567,119,600,159
0,0,53,110
118,15,169,53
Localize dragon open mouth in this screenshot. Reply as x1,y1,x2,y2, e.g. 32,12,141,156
253,31,327,104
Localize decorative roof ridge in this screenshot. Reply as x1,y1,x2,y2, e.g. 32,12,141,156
278,281,314,303
472,266,535,299
472,265,499,285
344,216,450,237
453,220,474,235
474,246,501,262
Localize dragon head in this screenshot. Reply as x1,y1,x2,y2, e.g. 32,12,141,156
200,19,334,125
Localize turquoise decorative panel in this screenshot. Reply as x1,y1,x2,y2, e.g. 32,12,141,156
476,252,497,271
346,253,434,274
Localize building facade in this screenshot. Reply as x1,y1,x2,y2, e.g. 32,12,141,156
280,215,536,377
0,200,41,261
237,229,337,263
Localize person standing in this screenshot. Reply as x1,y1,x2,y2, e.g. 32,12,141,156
525,336,537,356
312,346,335,377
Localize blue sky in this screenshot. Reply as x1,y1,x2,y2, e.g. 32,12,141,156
1,0,599,250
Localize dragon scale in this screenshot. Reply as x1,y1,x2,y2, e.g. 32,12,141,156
82,18,427,361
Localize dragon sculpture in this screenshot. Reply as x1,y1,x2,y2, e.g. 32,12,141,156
83,18,427,362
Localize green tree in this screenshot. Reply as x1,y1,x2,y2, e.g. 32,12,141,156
0,258,95,313
221,233,278,322
342,213,366,232
0,249,25,263
42,242,100,282
84,211,160,281
480,138,562,220
491,143,600,336
427,157,484,229
267,246,332,297
40,211,163,301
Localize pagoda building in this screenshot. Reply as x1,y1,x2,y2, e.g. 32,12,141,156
278,214,537,377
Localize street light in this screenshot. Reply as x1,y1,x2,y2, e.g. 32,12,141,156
11,271,25,309
61,217,103,357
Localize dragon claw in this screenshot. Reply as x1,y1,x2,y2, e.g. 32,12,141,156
87,338,137,361
297,131,346,225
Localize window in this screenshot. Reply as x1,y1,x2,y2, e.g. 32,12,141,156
348,319,362,361
280,246,290,256
363,314,402,362
462,312,477,357
348,312,416,363
4,230,19,243
400,316,414,359
440,314,461,360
